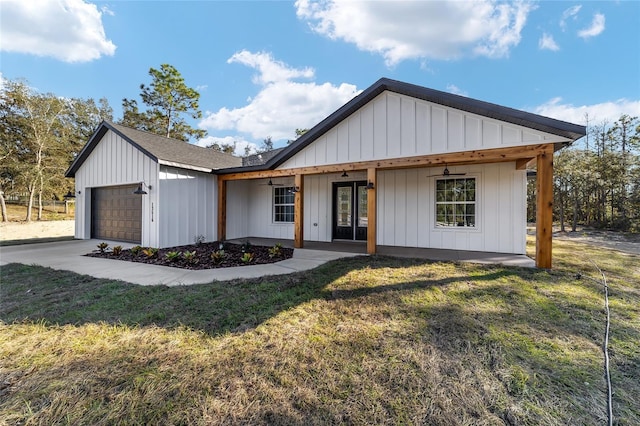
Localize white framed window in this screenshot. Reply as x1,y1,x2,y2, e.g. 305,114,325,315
273,187,294,223
435,178,476,227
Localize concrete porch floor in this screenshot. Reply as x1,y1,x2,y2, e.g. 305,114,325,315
231,238,535,268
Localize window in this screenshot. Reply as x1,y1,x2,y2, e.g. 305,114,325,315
435,178,476,227
273,187,294,223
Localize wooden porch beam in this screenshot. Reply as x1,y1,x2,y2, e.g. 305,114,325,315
294,174,304,248
367,168,377,254
217,178,227,242
516,157,534,170
219,144,553,181
535,150,554,268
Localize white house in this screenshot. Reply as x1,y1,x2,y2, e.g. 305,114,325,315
66,78,586,268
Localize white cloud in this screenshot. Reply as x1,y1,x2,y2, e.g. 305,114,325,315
533,97,640,126
0,0,116,62
195,135,259,157
446,84,468,97
228,50,314,85
539,33,560,51
560,5,581,31
578,13,605,39
200,51,361,143
295,0,535,66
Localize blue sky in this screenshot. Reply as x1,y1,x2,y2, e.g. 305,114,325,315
1,0,639,154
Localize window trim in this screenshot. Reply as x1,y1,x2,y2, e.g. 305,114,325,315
434,176,478,229
273,186,295,223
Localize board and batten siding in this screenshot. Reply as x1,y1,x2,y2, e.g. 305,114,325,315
376,163,526,254
73,129,159,246
226,165,525,254
158,166,217,247
280,91,570,170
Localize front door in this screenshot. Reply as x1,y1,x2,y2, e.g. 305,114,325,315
332,181,367,241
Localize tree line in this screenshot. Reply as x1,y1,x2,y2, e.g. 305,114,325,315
1,64,307,222
2,65,638,230
528,114,640,232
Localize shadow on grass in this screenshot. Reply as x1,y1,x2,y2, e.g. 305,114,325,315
0,256,529,337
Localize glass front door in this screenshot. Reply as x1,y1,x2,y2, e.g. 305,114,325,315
333,181,367,241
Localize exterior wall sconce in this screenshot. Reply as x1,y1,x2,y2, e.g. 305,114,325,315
133,182,152,195
366,181,375,190
289,186,301,193
341,171,349,177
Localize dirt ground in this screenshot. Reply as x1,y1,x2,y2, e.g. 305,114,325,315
0,220,75,242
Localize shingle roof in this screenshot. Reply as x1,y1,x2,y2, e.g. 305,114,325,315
242,148,285,167
218,77,587,174
65,121,242,177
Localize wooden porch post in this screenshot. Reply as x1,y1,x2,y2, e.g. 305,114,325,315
536,150,554,268
294,174,304,248
217,179,227,241
367,167,377,254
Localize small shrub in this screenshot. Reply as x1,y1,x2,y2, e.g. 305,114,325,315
130,245,143,256
97,242,109,253
194,234,205,246
211,249,225,264
142,247,158,258
268,244,282,258
182,250,198,264
240,252,254,264
112,245,123,256
165,251,181,262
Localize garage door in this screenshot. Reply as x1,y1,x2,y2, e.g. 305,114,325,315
91,185,142,244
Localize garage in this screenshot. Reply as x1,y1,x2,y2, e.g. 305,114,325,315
91,185,142,244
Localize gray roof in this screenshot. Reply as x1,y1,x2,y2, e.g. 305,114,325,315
66,121,242,177
242,148,285,167
218,77,587,175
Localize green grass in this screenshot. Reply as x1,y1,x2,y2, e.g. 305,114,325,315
1,238,638,425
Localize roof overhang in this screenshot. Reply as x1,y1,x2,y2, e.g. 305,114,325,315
216,78,586,175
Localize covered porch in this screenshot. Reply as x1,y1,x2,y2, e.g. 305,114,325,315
218,144,553,268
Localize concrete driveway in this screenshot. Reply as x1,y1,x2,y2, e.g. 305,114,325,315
0,239,359,286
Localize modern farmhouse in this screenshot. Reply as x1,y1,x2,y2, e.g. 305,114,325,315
65,78,586,268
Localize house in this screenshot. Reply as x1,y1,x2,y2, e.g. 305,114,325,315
65,78,586,268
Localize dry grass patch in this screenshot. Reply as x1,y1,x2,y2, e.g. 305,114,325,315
1,239,639,425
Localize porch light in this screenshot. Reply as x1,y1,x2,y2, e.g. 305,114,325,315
133,182,152,195
341,171,349,177
366,181,375,190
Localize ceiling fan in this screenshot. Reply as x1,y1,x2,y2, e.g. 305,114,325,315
428,165,467,177
259,178,285,186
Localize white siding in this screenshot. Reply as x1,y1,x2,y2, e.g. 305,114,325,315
226,180,250,240
376,162,527,254
73,130,159,247
158,166,216,247
279,91,569,170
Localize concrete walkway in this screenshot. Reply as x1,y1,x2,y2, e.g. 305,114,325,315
0,238,535,287
0,239,360,286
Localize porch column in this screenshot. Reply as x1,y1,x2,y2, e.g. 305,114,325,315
536,150,553,268
367,167,377,254
217,179,226,241
294,174,304,248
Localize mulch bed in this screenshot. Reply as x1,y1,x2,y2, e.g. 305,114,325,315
85,241,294,270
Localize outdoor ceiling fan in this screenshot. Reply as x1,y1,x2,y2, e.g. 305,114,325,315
259,178,284,186
427,165,467,177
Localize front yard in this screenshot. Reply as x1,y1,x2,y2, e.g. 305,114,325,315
1,237,638,424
